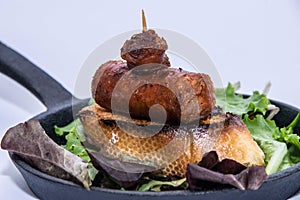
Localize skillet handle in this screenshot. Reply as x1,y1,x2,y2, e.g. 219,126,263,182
0,41,73,109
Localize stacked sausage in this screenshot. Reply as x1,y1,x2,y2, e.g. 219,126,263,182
91,29,216,124
79,29,264,178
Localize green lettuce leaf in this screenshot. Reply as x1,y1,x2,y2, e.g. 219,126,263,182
278,151,297,172
54,120,77,136
243,114,300,174
273,112,300,149
54,119,98,181
138,178,187,192
216,82,270,116
216,82,300,174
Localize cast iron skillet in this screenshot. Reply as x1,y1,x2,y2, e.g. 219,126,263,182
1,41,300,200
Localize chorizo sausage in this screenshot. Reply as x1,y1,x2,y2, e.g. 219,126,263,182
91,60,216,124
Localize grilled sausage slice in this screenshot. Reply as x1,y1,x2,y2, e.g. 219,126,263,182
91,60,216,124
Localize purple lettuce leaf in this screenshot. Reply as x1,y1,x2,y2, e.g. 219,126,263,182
186,151,267,190
1,120,91,189
88,150,156,188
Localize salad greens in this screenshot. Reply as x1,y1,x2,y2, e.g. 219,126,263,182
244,114,300,174
138,178,187,192
186,151,267,190
55,83,300,191
273,112,300,149
1,120,92,190
244,115,289,174
217,82,300,174
215,82,270,116
54,119,98,181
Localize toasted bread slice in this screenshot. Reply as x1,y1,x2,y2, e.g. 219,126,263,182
78,104,264,177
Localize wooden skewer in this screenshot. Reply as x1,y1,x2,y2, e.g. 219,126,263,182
142,9,147,32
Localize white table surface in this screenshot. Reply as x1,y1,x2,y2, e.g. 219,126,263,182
1,1,300,199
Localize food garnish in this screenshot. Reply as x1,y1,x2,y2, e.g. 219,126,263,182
186,151,267,190
1,120,91,190
217,82,300,175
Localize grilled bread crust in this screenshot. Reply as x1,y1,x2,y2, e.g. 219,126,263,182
78,104,264,177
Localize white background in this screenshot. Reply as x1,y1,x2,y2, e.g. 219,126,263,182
1,0,300,199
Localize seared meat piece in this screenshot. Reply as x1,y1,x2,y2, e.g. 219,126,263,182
91,60,216,124
78,104,265,178
121,29,170,68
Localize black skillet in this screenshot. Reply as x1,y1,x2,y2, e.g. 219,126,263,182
1,41,300,200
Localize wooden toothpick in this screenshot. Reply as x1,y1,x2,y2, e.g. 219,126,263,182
142,9,147,32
